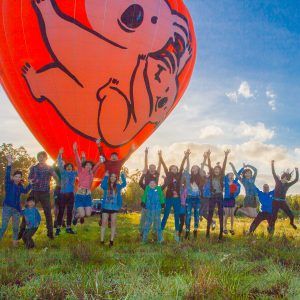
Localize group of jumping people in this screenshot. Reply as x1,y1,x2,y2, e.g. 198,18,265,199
0,139,298,248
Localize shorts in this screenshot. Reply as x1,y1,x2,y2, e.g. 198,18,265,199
223,197,235,208
244,195,258,208
75,194,92,209
102,209,118,214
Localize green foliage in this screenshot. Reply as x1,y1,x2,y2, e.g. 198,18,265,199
0,213,299,299
122,168,144,210
0,143,36,200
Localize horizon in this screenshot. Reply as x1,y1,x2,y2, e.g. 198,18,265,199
1,0,300,194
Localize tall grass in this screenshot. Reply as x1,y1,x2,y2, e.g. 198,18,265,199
0,212,299,299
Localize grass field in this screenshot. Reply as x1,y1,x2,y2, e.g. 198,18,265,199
0,212,300,299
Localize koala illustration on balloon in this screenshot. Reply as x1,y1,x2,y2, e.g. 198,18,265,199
23,0,193,146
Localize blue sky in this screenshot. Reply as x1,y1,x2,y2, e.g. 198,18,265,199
1,0,300,192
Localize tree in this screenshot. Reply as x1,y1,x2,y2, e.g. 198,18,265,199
122,168,144,210
0,143,36,198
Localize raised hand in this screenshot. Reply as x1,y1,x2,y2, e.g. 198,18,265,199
206,149,211,157
224,149,231,156
145,147,149,154
96,138,102,145
6,155,13,165
59,147,64,155
105,171,109,177
73,142,78,151
158,150,162,157
185,149,191,157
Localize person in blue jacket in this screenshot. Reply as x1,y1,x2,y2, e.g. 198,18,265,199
0,155,32,247
248,184,274,234
18,196,41,249
141,179,165,243
55,148,78,236
200,172,216,231
230,163,258,219
223,172,241,235
183,151,206,240
100,171,126,247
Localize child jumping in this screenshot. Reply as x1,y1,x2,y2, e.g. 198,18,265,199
141,179,165,243
139,148,161,236
248,184,274,234
230,163,258,219
100,172,127,247
55,148,78,235
270,160,299,231
160,150,189,242
0,155,32,246
18,196,41,249
206,149,230,240
73,142,102,225
223,172,241,235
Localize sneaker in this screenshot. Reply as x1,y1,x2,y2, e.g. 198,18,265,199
66,228,76,234
211,221,216,231
55,228,61,236
80,218,85,224
174,232,180,243
72,217,78,226
223,229,228,235
193,230,197,239
185,231,190,240
229,230,235,235
109,240,114,248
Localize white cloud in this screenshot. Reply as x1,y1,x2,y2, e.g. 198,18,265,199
225,91,238,103
235,121,275,142
238,81,253,98
226,81,254,102
126,141,299,194
266,89,277,111
199,125,224,139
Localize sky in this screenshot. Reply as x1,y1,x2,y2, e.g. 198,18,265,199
1,0,300,193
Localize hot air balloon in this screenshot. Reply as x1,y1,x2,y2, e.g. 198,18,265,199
0,0,196,184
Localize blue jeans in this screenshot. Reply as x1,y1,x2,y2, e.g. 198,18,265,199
75,194,92,208
139,208,147,234
161,197,181,232
0,206,20,241
185,197,201,231
143,209,162,242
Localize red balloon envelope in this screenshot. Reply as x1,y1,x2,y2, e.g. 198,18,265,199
0,0,196,184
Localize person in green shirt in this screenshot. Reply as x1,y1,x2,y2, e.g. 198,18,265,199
141,180,165,243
